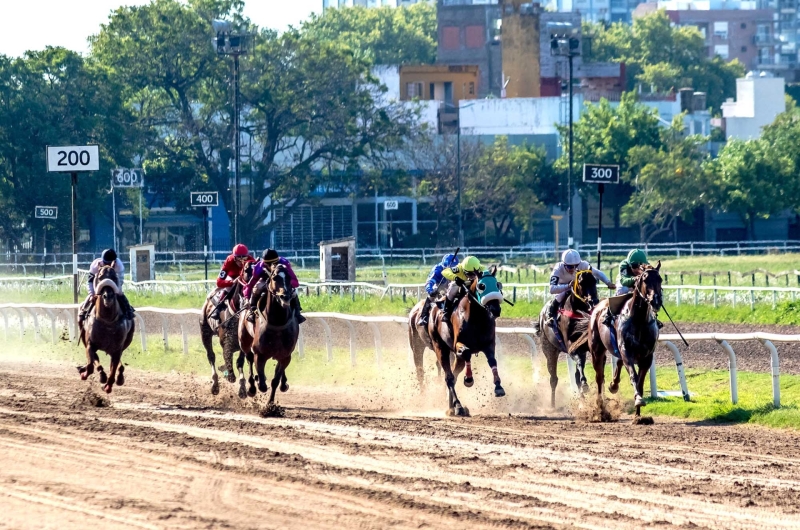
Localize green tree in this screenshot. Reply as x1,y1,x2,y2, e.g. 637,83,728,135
585,11,744,109
0,47,134,251
301,3,437,65
622,129,711,242
711,138,794,239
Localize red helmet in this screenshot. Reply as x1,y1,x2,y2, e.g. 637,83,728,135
232,244,249,257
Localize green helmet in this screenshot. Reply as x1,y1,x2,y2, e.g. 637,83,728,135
462,256,482,273
627,249,649,266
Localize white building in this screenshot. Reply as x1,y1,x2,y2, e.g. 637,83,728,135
721,72,786,140
323,0,427,8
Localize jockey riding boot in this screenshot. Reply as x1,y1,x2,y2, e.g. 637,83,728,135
656,318,664,329
602,309,615,328
293,295,307,324
442,297,456,321
78,295,95,325
417,296,432,327
545,299,559,327
117,294,135,320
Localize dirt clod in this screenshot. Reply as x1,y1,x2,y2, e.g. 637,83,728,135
71,387,110,408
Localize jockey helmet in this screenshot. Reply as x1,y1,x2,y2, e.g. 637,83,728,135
442,253,458,267
627,249,649,266
232,244,249,257
561,249,581,266
262,248,279,263
101,249,117,264
462,256,482,273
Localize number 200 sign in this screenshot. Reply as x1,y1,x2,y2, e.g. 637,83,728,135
583,164,620,184
190,192,218,207
46,145,100,172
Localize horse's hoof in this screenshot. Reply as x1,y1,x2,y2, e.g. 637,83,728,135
494,385,506,398
238,383,247,400
463,376,474,388
226,371,236,383
634,395,646,407
116,374,124,386
103,384,113,394
280,383,289,393
80,371,89,381
247,384,257,397
211,382,220,396
581,383,590,394
608,382,619,394
258,382,268,393
453,405,470,417
98,371,108,385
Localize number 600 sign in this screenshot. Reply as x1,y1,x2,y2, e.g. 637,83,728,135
46,145,100,172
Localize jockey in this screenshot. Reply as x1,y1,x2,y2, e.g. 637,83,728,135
417,253,459,327
545,249,615,327
79,249,134,323
209,243,254,321
244,248,305,324
603,248,663,328
440,255,483,320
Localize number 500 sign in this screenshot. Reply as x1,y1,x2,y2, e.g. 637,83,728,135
46,145,100,172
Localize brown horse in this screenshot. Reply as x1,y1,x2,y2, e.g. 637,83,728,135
535,269,599,408
200,278,247,396
588,263,663,418
409,268,504,416
238,263,299,413
78,265,135,393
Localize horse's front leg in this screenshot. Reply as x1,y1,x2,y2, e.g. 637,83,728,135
620,343,643,407
449,353,469,417
483,345,505,397
200,323,219,395
79,343,98,381
236,350,247,399
102,351,121,394
634,356,652,416
609,357,624,394
455,343,473,387
573,350,589,395
255,352,269,394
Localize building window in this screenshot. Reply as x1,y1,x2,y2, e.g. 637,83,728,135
714,44,730,59
742,46,747,53
406,82,423,99
465,25,485,49
469,82,475,95
741,22,746,29
714,22,729,40
442,26,460,50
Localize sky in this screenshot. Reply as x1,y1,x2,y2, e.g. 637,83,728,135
0,0,320,58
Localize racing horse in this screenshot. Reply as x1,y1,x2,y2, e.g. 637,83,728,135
588,263,663,418
238,262,299,413
409,267,504,416
78,265,135,393
200,277,247,395
535,269,599,408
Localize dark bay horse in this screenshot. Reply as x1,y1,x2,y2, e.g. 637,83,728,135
588,263,663,418
238,263,299,414
78,266,135,394
200,278,247,395
535,269,599,408
409,268,504,416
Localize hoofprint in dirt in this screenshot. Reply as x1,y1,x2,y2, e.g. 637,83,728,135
1,362,800,529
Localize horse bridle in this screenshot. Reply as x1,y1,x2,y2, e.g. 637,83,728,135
634,269,662,311
571,269,597,307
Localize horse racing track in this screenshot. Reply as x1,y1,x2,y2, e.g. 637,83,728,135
1,360,799,529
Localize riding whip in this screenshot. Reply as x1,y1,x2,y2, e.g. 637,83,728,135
661,304,689,347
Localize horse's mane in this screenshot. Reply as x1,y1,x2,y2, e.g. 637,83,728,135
96,265,118,282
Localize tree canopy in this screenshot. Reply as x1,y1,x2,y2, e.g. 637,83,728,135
585,11,744,110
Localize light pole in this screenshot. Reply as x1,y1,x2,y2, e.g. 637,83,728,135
456,101,477,248
550,24,581,249
213,20,251,244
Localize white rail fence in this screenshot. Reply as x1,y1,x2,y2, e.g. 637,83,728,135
0,303,796,409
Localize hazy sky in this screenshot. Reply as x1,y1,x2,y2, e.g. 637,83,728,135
0,0,321,58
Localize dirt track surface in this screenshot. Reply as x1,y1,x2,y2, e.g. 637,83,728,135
1,361,800,529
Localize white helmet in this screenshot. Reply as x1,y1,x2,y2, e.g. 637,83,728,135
561,249,581,266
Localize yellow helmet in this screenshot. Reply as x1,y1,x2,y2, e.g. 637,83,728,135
462,256,482,273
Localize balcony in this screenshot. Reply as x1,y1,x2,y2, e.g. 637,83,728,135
753,34,775,46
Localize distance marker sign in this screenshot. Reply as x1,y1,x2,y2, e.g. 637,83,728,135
46,145,100,172
582,164,620,184
112,168,144,188
190,191,219,207
35,206,58,219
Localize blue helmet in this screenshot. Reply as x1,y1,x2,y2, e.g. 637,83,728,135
442,253,459,267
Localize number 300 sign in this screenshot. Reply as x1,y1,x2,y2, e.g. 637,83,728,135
46,145,100,172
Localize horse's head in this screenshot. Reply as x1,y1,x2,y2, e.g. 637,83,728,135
94,265,120,311
636,261,663,312
474,266,502,320
267,263,292,309
573,269,599,309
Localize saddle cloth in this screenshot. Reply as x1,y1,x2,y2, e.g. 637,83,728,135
608,293,633,315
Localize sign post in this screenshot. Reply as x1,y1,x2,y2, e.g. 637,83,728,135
551,215,563,260
47,145,100,304
191,192,219,280
111,168,144,247
35,206,58,278
384,200,398,264
583,164,620,269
